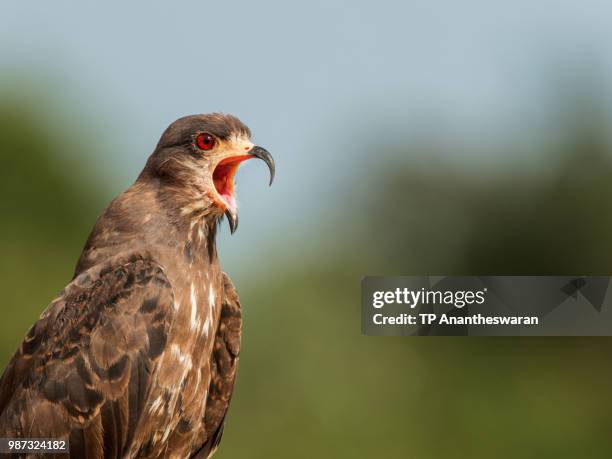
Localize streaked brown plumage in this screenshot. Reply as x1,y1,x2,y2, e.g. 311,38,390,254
0,114,274,458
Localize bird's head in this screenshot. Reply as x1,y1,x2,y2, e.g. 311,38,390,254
143,113,274,233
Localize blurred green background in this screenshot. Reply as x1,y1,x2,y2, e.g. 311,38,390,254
3,2,612,458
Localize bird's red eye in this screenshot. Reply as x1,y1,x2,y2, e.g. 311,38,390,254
196,133,216,151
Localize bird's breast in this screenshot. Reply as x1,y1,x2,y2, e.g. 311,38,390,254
143,261,223,455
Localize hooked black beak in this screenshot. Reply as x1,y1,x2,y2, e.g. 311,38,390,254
223,145,275,235
249,146,275,186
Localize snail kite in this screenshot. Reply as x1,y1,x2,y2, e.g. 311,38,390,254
0,114,275,458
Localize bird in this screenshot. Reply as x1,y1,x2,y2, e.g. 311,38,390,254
0,113,275,458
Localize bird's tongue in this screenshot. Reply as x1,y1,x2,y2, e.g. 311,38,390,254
220,189,236,210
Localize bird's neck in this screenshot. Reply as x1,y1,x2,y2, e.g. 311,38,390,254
74,178,221,276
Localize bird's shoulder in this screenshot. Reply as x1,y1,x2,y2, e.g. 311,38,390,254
0,251,177,454
21,251,175,368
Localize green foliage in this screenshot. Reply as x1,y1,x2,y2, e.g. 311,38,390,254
0,98,102,363
361,131,612,276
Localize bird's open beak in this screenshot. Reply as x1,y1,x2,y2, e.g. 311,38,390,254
213,146,275,234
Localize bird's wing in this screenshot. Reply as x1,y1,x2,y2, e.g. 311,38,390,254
192,272,242,459
0,252,176,458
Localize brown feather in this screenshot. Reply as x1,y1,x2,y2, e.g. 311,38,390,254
192,273,242,459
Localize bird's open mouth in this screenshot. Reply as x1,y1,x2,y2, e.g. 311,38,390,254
213,146,274,234
212,155,251,211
